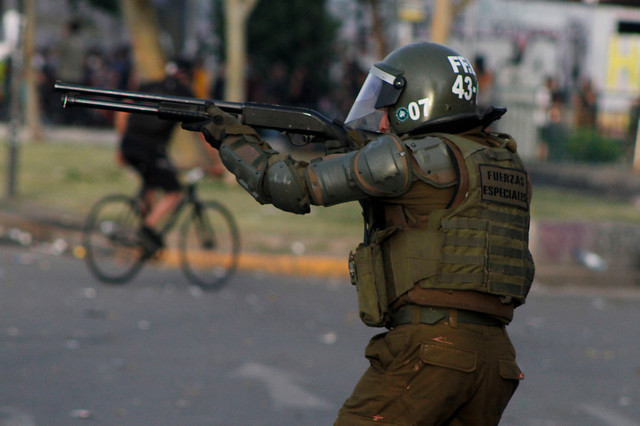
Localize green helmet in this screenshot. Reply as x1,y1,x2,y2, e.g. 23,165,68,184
345,42,480,135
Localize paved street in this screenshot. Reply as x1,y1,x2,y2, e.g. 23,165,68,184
1,244,639,425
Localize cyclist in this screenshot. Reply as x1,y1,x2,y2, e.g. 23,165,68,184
115,59,195,255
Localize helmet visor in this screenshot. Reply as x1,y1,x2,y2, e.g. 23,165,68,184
345,64,404,132
345,73,384,132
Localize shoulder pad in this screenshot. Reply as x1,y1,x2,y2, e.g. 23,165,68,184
404,136,457,188
352,134,411,197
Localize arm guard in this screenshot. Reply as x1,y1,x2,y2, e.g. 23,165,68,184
352,135,411,196
305,151,362,206
219,135,275,204
219,132,455,214
305,134,412,206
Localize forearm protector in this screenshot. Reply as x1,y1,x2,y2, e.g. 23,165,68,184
219,134,276,205
220,133,419,214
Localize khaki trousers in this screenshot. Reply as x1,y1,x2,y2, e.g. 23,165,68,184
335,322,523,425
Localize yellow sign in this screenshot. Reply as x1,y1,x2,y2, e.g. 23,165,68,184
606,35,640,93
399,7,425,22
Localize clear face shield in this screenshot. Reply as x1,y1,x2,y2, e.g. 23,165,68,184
345,63,405,133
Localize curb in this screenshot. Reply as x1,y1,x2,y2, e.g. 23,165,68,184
230,253,348,278
160,249,348,278
0,208,351,279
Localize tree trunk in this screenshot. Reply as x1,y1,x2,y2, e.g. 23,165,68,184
368,0,389,58
431,0,452,44
224,0,259,102
119,0,166,83
24,0,42,141
431,0,473,44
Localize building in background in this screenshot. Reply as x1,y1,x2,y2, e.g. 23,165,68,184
451,0,640,160
329,0,640,161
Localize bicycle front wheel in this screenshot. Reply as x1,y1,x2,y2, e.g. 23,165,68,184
179,200,240,290
83,194,146,284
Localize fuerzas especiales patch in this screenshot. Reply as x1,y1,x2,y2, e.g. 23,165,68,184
479,164,529,209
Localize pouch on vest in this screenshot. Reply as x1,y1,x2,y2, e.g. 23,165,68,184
349,242,388,327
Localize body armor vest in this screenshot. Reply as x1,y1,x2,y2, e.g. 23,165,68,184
379,133,534,308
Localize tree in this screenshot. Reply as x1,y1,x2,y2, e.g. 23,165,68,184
244,0,339,104
225,0,259,102
431,0,474,44
118,0,165,82
366,0,392,58
24,0,42,140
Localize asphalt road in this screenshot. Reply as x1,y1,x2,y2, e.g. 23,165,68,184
1,244,639,426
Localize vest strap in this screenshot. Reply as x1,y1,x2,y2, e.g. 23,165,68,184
440,138,469,209
444,234,486,247
437,272,485,283
441,253,485,265
384,204,407,227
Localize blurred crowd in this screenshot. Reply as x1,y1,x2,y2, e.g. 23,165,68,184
534,75,601,161
0,20,367,130
3,17,639,166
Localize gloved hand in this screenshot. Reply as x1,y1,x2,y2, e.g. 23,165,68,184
182,103,241,149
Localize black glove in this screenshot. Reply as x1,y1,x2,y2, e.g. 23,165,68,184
182,103,241,149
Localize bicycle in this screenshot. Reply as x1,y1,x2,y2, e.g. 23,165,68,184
82,168,240,290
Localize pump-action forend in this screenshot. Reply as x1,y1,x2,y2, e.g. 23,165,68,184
54,81,357,150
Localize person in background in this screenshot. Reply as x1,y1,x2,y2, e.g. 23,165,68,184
115,59,194,255
574,77,598,129
474,54,494,110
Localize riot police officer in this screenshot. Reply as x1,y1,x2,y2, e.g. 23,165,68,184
184,41,534,425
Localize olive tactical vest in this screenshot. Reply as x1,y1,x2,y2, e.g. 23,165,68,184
382,133,534,307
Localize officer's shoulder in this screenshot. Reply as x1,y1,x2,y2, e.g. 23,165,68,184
403,135,457,188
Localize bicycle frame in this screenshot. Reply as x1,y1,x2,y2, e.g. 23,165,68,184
144,181,201,239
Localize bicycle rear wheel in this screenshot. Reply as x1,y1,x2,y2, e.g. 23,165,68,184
179,200,240,290
83,194,146,283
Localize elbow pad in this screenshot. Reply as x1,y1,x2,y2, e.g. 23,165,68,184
219,135,311,214
265,159,311,214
